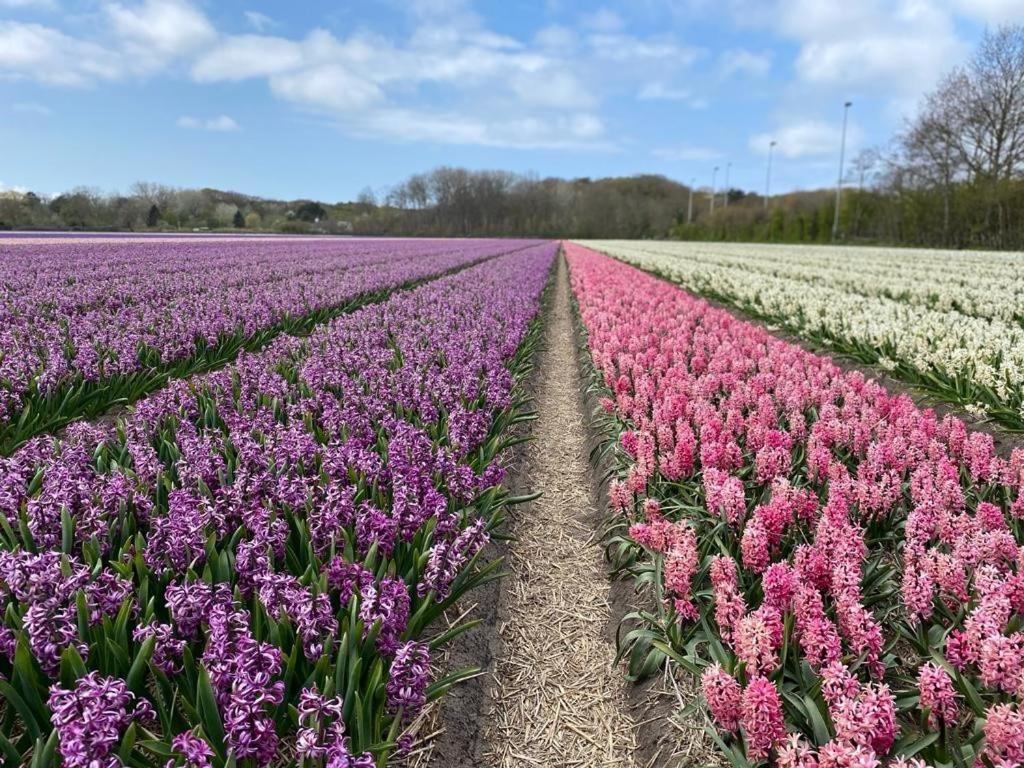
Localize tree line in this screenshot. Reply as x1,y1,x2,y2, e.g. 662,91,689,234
0,173,692,240
4,25,1024,247
677,24,1024,249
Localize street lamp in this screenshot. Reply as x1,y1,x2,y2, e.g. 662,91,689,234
687,177,695,224
832,100,852,242
723,162,732,208
710,166,719,214
764,140,777,211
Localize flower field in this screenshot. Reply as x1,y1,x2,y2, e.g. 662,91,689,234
0,235,556,767
0,236,540,453
579,240,1024,430
5,232,1024,768
566,241,1024,768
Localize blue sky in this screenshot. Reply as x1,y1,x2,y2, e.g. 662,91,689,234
1,0,1021,202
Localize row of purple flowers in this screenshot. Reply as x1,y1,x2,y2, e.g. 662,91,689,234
0,240,556,767
0,236,542,448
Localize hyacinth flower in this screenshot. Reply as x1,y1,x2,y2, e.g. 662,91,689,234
0,237,547,451
0,243,556,766
565,242,1024,766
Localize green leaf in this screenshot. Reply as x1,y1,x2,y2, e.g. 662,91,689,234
196,667,226,760
126,635,155,695
0,731,22,765
59,645,88,688
0,679,41,741
31,730,59,768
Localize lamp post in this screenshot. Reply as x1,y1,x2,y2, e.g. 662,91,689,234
687,177,695,224
832,100,852,242
710,165,719,214
723,162,732,208
764,140,777,211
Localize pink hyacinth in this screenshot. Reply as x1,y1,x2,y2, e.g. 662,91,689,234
821,661,861,708
664,524,700,621
830,682,897,756
741,676,786,761
642,497,662,519
704,468,747,526
815,741,880,768
917,662,958,728
702,663,742,732
736,606,782,676
776,734,819,768
978,632,1024,694
762,562,797,612
741,520,772,573
793,586,843,671
981,704,1024,764
608,479,632,511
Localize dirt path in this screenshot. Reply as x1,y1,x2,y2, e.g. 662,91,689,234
478,254,641,768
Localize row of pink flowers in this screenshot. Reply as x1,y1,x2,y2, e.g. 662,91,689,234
564,242,1024,767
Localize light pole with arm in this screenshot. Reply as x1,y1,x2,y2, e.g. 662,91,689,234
764,140,776,210
710,166,719,214
832,100,852,242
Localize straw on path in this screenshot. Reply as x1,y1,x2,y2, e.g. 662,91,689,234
481,253,641,768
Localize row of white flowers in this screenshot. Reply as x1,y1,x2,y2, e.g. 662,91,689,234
578,240,1024,418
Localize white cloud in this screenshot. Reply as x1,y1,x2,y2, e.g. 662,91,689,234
581,8,624,31
188,22,608,149
719,48,771,78
588,32,700,64
511,70,594,108
0,0,698,152
653,145,723,162
106,0,216,62
243,10,275,31
638,81,689,100
0,0,57,8
0,180,29,194
0,21,122,85
749,118,862,159
775,0,964,98
177,114,239,131
950,0,1024,25
0,1,216,86
191,34,304,80
636,82,708,109
13,101,52,114
534,24,576,50
352,108,609,150
269,65,383,112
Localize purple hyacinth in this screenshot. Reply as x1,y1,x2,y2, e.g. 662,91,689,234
202,594,285,767
255,571,338,660
296,687,375,767
355,501,399,556
386,641,431,716
165,579,216,638
48,672,154,768
326,558,375,607
145,489,214,573
1,551,91,673
417,519,490,601
359,576,411,655
0,238,557,766
134,621,187,674
164,731,215,768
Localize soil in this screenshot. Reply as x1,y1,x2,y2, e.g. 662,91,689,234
416,253,670,767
